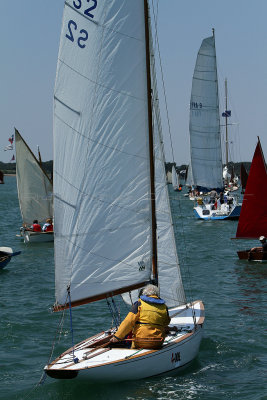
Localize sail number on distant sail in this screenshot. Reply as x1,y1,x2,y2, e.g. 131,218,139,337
190,102,202,109
190,101,203,117
66,0,98,48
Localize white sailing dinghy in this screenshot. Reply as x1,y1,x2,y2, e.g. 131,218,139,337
189,31,241,220
15,129,53,243
45,0,204,382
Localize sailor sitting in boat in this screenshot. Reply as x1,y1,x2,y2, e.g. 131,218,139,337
110,284,171,349
24,220,42,232
250,236,267,252
42,218,53,232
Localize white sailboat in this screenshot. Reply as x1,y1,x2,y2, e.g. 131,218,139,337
45,0,204,381
189,31,241,220
15,129,54,243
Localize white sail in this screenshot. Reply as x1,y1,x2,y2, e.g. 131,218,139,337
171,165,179,190
54,1,155,307
166,171,172,184
122,26,186,309
186,163,194,187
15,129,53,226
150,47,186,307
189,35,223,191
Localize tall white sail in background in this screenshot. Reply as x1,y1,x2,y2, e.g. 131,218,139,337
189,34,223,191
15,129,53,226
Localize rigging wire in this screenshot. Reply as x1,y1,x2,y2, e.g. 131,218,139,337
22,307,66,398
67,286,79,364
112,297,121,325
106,297,120,329
151,0,175,164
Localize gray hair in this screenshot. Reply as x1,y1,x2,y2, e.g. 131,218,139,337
142,284,159,297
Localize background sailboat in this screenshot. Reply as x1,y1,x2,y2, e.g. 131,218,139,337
235,138,267,260
189,30,223,194
15,129,53,243
45,0,204,382
189,31,241,220
171,165,180,191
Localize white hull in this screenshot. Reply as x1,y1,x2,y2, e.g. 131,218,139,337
17,230,54,243
45,301,204,382
193,197,241,220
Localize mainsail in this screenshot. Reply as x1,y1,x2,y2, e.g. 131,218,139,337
53,1,185,310
15,129,53,226
189,33,223,192
236,139,267,239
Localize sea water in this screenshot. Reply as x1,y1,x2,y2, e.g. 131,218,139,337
0,176,266,400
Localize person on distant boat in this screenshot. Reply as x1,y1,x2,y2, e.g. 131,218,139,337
24,220,42,232
250,236,267,252
42,218,53,232
31,220,42,232
110,284,173,349
219,192,224,204
209,189,217,204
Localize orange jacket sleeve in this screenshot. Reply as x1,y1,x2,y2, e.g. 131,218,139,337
115,302,140,340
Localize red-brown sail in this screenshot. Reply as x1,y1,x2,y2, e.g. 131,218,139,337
236,138,267,238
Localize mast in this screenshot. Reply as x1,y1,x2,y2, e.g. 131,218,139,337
144,0,158,285
37,145,42,166
225,78,229,167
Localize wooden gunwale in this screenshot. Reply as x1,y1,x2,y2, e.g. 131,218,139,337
237,249,267,261
27,231,53,236
46,301,204,372
48,327,203,372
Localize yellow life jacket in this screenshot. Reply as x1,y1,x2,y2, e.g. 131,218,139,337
138,298,170,327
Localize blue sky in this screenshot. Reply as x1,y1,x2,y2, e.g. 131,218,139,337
1,0,266,164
